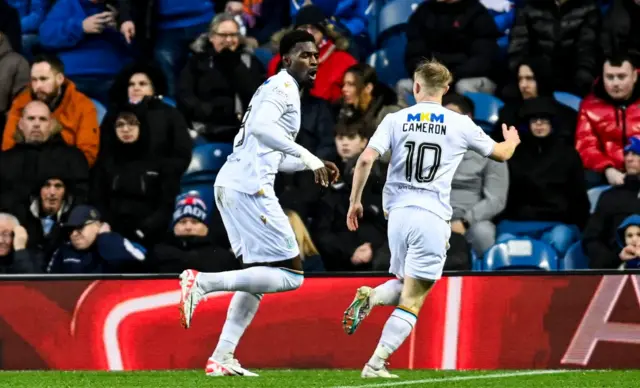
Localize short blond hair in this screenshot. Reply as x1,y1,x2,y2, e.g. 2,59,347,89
414,59,453,96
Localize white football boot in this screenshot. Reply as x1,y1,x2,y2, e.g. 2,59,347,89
179,269,205,329
205,355,259,377
361,363,399,378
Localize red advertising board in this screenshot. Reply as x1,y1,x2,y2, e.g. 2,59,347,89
0,274,638,370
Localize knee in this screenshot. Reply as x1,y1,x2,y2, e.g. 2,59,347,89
286,272,304,290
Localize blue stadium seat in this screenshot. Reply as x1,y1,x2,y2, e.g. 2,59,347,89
254,47,274,70
553,91,582,111
463,92,504,132
367,46,407,88
471,249,482,271
587,185,611,213
559,241,590,270
377,0,424,41
162,96,177,107
90,98,107,124
182,143,233,184
482,239,558,271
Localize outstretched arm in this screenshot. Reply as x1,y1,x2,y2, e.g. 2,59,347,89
248,88,324,171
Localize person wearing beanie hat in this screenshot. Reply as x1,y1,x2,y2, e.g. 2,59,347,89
495,97,590,257
267,4,357,102
152,191,240,274
173,192,208,230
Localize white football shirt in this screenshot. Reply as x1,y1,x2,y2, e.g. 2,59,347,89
215,70,302,195
367,101,496,221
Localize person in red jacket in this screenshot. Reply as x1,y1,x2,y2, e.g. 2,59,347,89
266,4,357,103
576,54,640,187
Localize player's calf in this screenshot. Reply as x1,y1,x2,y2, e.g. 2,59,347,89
364,277,435,377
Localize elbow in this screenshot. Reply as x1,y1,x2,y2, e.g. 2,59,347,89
357,154,376,169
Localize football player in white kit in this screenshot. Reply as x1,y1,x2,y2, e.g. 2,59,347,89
342,59,521,378
178,30,339,377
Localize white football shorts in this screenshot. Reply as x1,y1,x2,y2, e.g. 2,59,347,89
214,186,299,264
387,206,451,281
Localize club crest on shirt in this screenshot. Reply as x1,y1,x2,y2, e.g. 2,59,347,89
285,236,295,250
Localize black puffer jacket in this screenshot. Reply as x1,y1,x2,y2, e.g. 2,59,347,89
91,118,179,247
499,99,589,228
177,43,264,142
405,0,500,79
102,62,192,178
152,234,240,273
0,133,89,212
313,155,386,271
507,0,601,96
601,0,640,63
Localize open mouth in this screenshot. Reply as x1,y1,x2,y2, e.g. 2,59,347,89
308,69,317,80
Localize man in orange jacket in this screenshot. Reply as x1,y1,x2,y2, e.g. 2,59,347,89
3,54,99,167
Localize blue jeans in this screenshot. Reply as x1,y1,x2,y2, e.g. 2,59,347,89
496,220,580,257
69,75,115,106
154,23,209,97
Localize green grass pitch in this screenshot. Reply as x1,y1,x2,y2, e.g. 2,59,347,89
0,369,638,388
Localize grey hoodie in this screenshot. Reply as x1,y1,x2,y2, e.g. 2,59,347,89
451,150,508,224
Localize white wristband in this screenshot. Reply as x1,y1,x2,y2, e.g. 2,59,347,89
299,149,324,170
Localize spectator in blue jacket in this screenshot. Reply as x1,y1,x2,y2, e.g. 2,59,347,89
39,0,133,105
6,0,49,59
47,204,146,273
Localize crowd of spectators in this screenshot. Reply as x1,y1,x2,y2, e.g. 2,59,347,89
0,0,639,274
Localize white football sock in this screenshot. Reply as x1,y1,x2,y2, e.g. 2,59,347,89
368,306,418,369
212,292,261,360
197,267,303,294
371,279,403,306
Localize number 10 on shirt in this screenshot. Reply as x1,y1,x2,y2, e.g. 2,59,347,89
404,141,441,183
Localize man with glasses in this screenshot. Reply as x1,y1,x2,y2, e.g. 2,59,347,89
177,12,264,143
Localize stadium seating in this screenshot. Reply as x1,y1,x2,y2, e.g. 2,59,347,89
471,249,482,271
377,0,424,42
587,185,611,213
182,142,233,184
91,98,107,124
482,239,558,271
463,92,504,133
559,241,590,270
553,91,582,111
368,0,426,87
368,47,407,88
253,47,274,69
162,96,177,107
